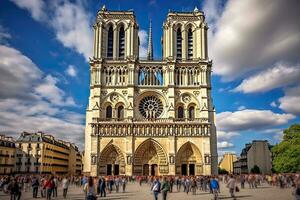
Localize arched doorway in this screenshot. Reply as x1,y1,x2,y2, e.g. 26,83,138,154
134,139,168,175
176,142,203,175
99,144,125,175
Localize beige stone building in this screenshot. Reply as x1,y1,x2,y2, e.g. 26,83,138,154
84,6,217,176
16,132,82,175
0,135,16,174
219,153,237,174
233,140,273,174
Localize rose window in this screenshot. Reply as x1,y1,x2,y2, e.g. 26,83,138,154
139,96,163,119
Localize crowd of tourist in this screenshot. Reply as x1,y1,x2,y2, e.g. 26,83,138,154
0,173,299,200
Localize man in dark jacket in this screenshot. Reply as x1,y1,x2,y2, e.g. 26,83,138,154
31,176,40,198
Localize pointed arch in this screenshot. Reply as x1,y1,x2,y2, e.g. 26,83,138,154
99,144,126,175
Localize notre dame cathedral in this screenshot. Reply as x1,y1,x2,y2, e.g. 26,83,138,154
84,6,218,176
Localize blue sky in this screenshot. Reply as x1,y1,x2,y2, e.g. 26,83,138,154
0,0,299,158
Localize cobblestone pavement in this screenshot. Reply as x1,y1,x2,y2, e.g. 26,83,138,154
0,182,293,200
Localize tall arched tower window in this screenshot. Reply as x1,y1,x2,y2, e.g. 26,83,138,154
176,28,182,60
106,105,112,119
119,26,125,58
177,106,184,119
117,105,124,120
187,28,193,60
188,106,195,120
107,26,114,58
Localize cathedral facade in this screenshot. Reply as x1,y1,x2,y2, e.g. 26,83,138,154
84,6,218,176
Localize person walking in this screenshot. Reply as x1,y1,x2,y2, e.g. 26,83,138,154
62,176,70,199
99,177,106,197
151,177,161,200
161,177,170,200
45,176,54,200
121,176,127,192
84,177,97,200
227,175,236,200
292,178,300,200
31,176,39,198
210,176,220,200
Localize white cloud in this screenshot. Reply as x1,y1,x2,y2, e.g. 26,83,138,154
217,109,295,132
270,101,277,108
217,131,240,141
0,25,11,43
237,106,246,111
0,43,84,149
65,65,77,77
206,0,300,81
51,1,93,60
11,0,93,60
234,62,300,93
10,0,46,21
278,85,300,115
218,141,234,149
0,45,42,99
139,30,148,58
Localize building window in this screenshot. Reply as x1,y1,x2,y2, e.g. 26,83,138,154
106,105,112,119
188,106,195,120
139,96,163,119
176,28,182,59
117,105,124,120
177,106,184,119
107,26,114,58
187,28,193,59
119,26,125,58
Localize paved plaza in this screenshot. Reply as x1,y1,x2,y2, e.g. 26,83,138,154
0,182,294,200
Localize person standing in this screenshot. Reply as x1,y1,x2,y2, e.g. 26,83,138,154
52,176,58,198
151,177,161,200
115,176,120,193
84,177,97,200
45,176,54,200
161,177,170,200
227,175,236,200
31,176,39,198
62,176,70,199
292,178,300,200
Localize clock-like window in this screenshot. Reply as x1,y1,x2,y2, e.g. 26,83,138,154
139,96,163,119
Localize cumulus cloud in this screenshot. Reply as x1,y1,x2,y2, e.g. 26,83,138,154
65,65,77,77
278,85,300,115
10,0,46,21
234,62,300,93
0,45,42,99
139,30,148,58
206,0,300,81
218,141,234,149
50,1,93,60
270,101,277,108
217,131,239,141
0,42,84,149
10,0,93,60
217,109,295,132
0,25,11,43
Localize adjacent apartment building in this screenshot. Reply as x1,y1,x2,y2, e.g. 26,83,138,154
219,153,237,174
16,132,82,175
0,135,16,174
233,140,273,174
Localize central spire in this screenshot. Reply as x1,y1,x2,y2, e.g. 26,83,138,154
147,19,153,60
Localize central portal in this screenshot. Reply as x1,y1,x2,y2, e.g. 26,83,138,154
134,139,168,175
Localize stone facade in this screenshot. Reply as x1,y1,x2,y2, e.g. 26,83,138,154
84,6,218,176
0,135,16,175
219,153,237,174
16,132,82,175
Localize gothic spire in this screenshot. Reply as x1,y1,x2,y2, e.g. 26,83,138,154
147,19,153,60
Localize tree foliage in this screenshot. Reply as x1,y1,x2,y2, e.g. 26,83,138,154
272,124,300,173
250,165,261,174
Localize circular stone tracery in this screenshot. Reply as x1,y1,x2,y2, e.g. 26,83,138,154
139,96,163,119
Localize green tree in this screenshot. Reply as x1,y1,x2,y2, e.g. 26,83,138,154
272,124,300,173
250,165,261,174
218,167,229,174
